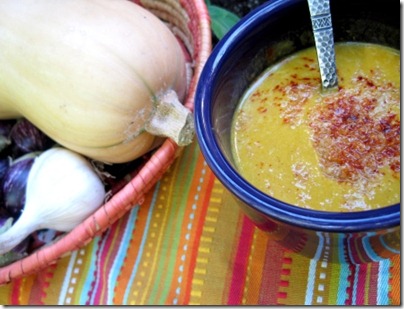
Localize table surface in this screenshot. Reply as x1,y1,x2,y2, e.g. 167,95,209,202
0,141,400,305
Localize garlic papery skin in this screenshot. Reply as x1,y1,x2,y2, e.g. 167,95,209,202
0,147,105,255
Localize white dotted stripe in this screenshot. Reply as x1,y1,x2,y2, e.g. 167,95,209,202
173,162,207,305
315,233,331,304
63,249,86,304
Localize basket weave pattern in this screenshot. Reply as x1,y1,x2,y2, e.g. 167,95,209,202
0,0,211,285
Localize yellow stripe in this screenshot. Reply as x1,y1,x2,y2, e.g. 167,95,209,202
190,178,227,305
198,247,210,254
192,279,204,286
196,257,208,264
203,226,215,233
194,268,207,275
241,230,257,304
200,236,213,243
205,216,218,223
208,207,220,213
191,290,202,297
209,197,222,203
364,263,371,305
212,188,224,194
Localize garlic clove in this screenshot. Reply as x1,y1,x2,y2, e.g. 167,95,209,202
0,147,105,255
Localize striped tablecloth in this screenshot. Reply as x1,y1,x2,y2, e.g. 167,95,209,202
0,141,400,305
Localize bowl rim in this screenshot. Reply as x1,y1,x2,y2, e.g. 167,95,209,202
194,0,400,233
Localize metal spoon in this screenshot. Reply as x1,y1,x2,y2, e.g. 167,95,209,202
307,0,338,90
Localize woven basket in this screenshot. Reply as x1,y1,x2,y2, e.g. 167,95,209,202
0,0,211,285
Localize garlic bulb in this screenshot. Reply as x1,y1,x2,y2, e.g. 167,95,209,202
0,147,105,255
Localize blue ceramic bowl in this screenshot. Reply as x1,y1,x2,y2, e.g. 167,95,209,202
195,0,400,263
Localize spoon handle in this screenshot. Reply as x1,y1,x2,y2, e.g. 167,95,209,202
307,0,338,89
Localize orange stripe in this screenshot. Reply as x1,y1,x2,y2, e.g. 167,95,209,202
242,229,268,304
20,275,36,304
113,196,152,303
389,254,400,305
164,148,207,303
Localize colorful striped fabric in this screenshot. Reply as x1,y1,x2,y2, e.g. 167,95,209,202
0,141,400,305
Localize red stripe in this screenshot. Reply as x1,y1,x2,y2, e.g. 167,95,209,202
368,262,379,304
345,263,355,305
354,263,367,305
259,240,287,304
10,278,22,304
227,216,255,305
28,264,56,304
343,236,354,305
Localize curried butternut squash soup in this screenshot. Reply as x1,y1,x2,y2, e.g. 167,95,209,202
231,42,400,212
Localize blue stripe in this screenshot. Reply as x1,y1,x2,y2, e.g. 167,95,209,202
123,181,161,304
337,234,349,305
380,236,400,254
377,259,391,305
90,228,113,304
361,232,380,262
361,232,399,263
352,265,359,305
107,207,139,304
79,235,101,304
344,235,359,305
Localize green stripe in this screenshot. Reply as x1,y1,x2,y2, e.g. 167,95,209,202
328,261,341,304
148,142,200,304
148,160,182,304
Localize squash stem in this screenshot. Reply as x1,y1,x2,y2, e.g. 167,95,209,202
145,89,194,146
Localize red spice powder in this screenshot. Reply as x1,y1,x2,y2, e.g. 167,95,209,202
309,75,400,183
272,73,318,125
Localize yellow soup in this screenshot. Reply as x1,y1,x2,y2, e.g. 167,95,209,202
231,42,400,212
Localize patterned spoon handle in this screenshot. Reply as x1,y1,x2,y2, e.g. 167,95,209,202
307,0,338,90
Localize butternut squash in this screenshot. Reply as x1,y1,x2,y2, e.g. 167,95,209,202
0,0,191,163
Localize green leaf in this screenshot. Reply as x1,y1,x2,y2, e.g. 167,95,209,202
207,5,240,39
0,249,27,267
